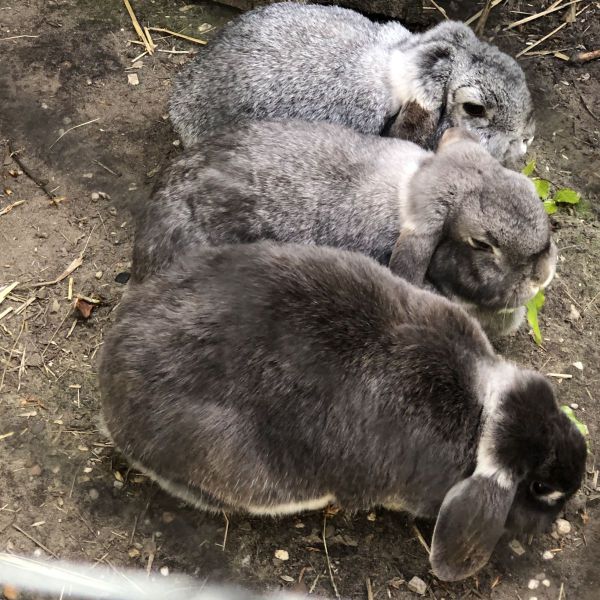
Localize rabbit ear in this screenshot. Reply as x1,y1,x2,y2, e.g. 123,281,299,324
430,475,516,582
388,227,444,285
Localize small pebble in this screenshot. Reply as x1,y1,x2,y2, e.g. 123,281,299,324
95,271,103,279
113,480,124,489
274,549,289,561
529,597,538,600
555,518,571,536
407,576,427,596
534,573,546,580
542,550,554,560
572,361,583,371
88,488,99,500
91,192,100,201
36,231,48,239
509,539,526,556
159,566,169,577
570,403,579,410
172,139,181,146
98,191,111,200
542,580,551,588
108,207,117,216
280,575,295,583
528,579,540,590
128,73,140,86
50,299,60,313
30,464,42,477
82,172,93,179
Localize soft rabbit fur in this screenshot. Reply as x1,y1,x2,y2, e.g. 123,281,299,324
169,3,534,165
131,123,556,336
100,242,586,582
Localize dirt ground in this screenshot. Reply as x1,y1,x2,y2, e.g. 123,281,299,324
0,1,599,599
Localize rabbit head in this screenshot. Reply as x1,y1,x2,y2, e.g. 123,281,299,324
417,21,534,165
390,128,557,314
431,365,586,581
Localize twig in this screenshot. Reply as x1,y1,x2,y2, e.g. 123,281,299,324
123,0,153,55
156,49,192,55
93,159,121,177
49,118,100,150
0,200,25,216
571,48,600,63
29,256,83,288
322,515,340,599
0,318,24,393
558,582,565,600
517,4,591,58
12,524,59,558
475,0,494,36
366,577,374,600
429,0,448,19
0,282,19,305
505,0,580,30
413,525,431,555
8,142,56,199
147,27,207,46
465,0,504,26
217,511,229,552
0,35,39,41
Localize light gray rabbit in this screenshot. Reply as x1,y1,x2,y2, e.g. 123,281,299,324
100,242,586,582
169,2,534,165
131,122,556,336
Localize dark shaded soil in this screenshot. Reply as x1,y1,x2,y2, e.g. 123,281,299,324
0,1,598,599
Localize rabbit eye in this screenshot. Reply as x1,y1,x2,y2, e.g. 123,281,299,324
467,237,494,253
463,102,487,118
530,481,554,496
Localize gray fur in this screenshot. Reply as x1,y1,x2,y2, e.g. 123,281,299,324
132,121,556,336
169,3,534,164
100,242,586,581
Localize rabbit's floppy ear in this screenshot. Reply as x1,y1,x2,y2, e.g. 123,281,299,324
388,226,444,285
436,127,479,151
430,474,516,581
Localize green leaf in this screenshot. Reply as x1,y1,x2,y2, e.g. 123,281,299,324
521,159,536,177
543,200,557,215
533,178,551,200
525,289,545,346
553,188,581,205
561,405,589,436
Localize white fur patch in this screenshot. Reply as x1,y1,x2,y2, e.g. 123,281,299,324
540,490,565,505
245,495,336,516
388,50,429,110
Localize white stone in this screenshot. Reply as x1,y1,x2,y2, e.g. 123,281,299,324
555,518,571,536
570,403,579,410
542,550,554,560
407,576,427,596
91,192,100,201
160,566,169,576
528,579,540,590
274,549,289,561
542,580,551,588
509,539,526,556
573,361,583,371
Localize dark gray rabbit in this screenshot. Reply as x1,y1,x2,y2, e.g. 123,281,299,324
169,2,534,165
100,242,586,582
132,122,556,336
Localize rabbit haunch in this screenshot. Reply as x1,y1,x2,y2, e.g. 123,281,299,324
100,242,586,582
132,122,556,336
169,2,534,164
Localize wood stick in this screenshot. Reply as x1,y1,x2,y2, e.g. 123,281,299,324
0,200,25,217
571,48,600,63
429,0,448,20
465,0,504,26
123,0,153,55
8,142,56,199
49,118,100,150
147,27,207,46
505,0,581,30
517,4,590,58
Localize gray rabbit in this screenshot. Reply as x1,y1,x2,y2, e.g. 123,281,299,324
100,242,586,582
169,2,534,165
131,122,556,336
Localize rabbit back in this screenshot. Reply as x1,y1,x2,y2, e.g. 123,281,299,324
102,243,487,514
132,120,422,282
169,3,408,145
